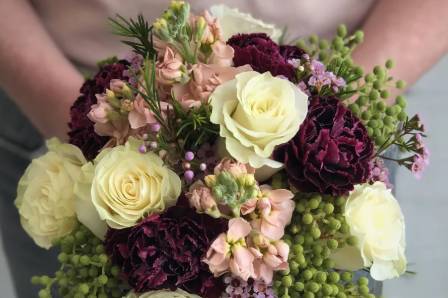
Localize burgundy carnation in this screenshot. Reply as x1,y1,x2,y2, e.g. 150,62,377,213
227,33,304,82
104,199,227,297
274,96,374,196
68,61,129,160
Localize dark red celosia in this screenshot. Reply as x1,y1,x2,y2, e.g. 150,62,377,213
227,33,304,82
274,96,374,196
68,61,129,160
104,198,227,297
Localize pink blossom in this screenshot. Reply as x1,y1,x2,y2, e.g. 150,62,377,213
186,181,218,215
242,186,294,240
411,152,430,179
88,94,111,124
204,218,256,281
173,63,251,108
214,158,255,177
156,47,185,85
209,40,234,67
251,235,289,284
128,96,156,129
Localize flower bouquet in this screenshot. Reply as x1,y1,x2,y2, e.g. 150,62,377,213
16,2,429,298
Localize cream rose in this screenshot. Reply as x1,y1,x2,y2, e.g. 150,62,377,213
85,138,181,229
124,289,200,298
210,71,308,171
335,182,407,281
15,138,86,249
209,4,282,42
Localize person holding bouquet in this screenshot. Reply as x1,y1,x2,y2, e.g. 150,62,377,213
0,0,447,297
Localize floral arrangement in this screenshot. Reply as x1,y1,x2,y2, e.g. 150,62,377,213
16,2,429,298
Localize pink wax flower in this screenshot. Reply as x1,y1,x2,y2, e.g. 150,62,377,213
156,47,185,85
204,218,256,281
214,158,255,177
241,186,294,240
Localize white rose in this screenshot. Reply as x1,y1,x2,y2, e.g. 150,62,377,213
124,289,201,298
15,138,86,248
210,4,282,42
334,182,407,281
75,138,181,230
210,71,308,173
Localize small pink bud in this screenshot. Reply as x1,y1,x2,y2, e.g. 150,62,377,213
138,144,147,153
183,162,191,170
150,123,161,133
185,151,195,161
199,163,207,171
149,141,158,149
184,170,195,182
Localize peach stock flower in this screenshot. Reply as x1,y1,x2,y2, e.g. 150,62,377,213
209,40,234,67
156,47,186,85
242,186,294,240
173,63,251,108
204,218,255,281
214,158,255,177
186,181,219,217
251,236,289,283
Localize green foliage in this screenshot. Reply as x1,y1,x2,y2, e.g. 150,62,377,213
96,56,119,68
109,14,156,58
211,172,258,216
274,192,379,298
32,223,126,298
296,25,413,150
173,102,219,150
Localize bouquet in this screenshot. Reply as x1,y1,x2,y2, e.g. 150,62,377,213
16,1,429,297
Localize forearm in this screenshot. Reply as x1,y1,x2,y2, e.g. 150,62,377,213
353,0,448,88
0,0,83,139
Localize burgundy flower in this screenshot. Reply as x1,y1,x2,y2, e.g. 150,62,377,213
274,96,374,196
68,61,129,160
227,33,304,82
104,198,227,297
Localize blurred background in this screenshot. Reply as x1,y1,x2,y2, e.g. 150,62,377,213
1,56,446,298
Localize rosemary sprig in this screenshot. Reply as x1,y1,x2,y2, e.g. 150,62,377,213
109,14,156,58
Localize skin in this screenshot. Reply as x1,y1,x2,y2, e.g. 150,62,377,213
0,0,447,139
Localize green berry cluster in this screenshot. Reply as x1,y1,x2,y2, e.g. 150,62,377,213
31,223,127,298
273,193,380,298
296,24,409,148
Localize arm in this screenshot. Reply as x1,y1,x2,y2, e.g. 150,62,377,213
0,0,84,139
353,0,448,88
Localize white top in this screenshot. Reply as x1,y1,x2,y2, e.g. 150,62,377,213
31,0,375,68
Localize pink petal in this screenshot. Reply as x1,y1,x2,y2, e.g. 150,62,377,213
227,218,252,241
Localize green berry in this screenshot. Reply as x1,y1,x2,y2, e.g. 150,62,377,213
396,95,407,108
302,213,313,225
359,285,370,295
357,96,369,106
329,272,340,283
303,292,315,298
385,59,395,69
308,198,320,210
341,271,352,282
337,24,348,37
396,80,406,89
303,269,313,280
311,227,321,239
358,276,369,286
282,275,293,287
306,281,320,293
347,236,358,246
98,275,109,285
398,111,407,121
327,239,339,249
80,255,90,266
354,31,364,43
78,283,89,294
294,281,305,291
98,254,109,264
323,203,334,214
369,90,380,101
380,90,390,99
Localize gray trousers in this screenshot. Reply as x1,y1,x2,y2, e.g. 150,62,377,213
0,90,58,298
